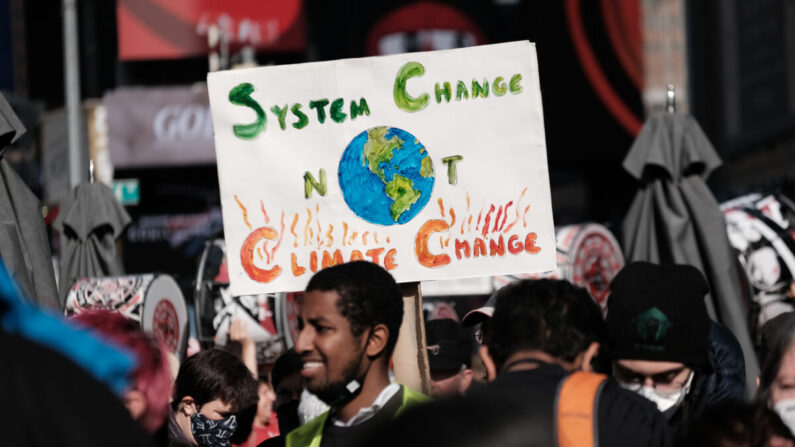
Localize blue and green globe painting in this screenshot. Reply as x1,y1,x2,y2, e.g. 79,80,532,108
339,126,435,226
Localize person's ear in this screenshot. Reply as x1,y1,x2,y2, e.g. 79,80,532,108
578,342,600,373
478,345,498,381
365,324,389,357
179,396,197,416
124,389,148,421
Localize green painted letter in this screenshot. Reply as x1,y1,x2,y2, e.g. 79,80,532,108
330,98,346,123
229,83,265,139
493,76,507,96
291,103,309,129
270,105,288,130
435,82,452,103
442,155,464,185
472,79,489,99
393,61,429,112
350,98,370,119
304,169,327,198
309,99,329,124
456,81,469,101
509,74,523,94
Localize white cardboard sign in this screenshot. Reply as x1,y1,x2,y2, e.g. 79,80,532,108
208,41,556,295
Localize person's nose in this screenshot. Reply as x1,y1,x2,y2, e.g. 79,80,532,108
295,324,313,354
642,376,655,389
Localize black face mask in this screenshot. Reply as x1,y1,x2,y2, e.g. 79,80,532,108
276,400,300,435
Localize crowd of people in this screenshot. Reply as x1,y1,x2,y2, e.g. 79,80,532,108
6,258,795,446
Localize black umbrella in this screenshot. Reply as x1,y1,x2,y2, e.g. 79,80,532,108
53,182,131,306
621,112,759,394
0,93,59,309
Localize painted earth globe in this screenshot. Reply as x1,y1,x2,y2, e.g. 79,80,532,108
338,126,435,226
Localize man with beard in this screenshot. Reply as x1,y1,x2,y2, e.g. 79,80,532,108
285,261,429,447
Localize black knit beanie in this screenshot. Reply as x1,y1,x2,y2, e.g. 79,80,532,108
606,261,710,367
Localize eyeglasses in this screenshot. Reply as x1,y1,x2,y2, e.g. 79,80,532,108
473,320,492,345
474,327,484,344
613,363,692,395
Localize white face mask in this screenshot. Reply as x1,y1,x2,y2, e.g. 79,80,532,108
620,371,694,414
773,399,795,435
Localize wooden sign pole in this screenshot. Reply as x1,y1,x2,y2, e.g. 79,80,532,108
392,282,431,395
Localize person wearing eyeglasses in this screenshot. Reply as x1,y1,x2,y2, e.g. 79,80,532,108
605,262,747,432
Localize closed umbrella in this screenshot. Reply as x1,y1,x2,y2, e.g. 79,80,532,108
0,93,59,309
54,182,131,306
622,112,759,394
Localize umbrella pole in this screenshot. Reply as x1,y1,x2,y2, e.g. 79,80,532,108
666,84,676,113
63,0,85,187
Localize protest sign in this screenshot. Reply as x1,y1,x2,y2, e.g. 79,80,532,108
208,41,555,296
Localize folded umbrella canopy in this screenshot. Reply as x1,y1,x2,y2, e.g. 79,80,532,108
54,182,131,307
622,113,759,394
0,93,59,309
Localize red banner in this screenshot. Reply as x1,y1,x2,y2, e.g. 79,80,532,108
117,0,305,61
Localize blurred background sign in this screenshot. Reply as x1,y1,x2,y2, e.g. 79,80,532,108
111,179,140,206
104,85,215,168
116,0,306,61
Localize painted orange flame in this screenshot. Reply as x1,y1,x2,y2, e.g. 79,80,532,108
304,208,312,246
272,212,285,256
290,213,299,248
316,204,321,246
234,195,253,231
326,224,334,246
260,200,270,224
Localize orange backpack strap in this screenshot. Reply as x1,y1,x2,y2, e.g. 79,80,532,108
555,371,607,447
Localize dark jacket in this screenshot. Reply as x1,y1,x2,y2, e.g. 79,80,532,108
0,330,154,447
669,321,746,430
485,363,673,447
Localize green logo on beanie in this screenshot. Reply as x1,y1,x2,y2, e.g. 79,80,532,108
634,307,672,342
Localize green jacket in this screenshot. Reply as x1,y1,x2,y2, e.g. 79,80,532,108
285,385,429,447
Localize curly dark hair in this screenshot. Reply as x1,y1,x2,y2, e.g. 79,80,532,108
306,261,404,358
486,279,606,369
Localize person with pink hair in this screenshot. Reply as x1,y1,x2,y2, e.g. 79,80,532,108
72,310,173,436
